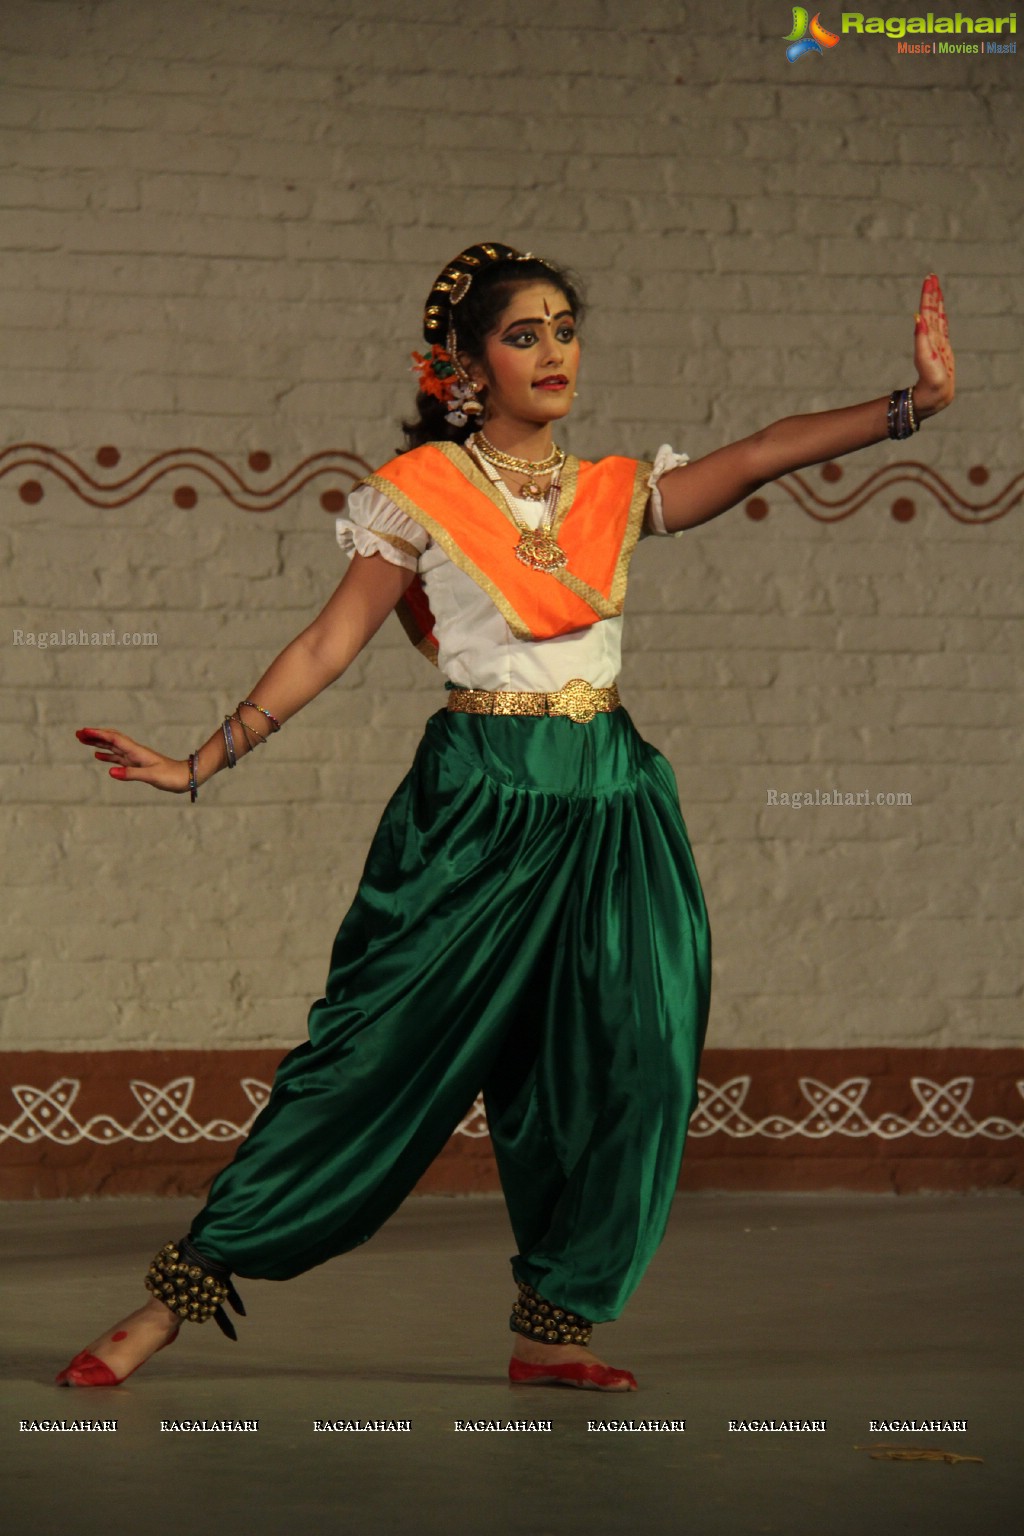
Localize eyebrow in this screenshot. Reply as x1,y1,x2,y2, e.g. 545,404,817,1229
499,310,574,337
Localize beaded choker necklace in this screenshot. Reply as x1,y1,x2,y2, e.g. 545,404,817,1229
473,431,565,501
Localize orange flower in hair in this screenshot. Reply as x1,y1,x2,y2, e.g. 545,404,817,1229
411,345,458,401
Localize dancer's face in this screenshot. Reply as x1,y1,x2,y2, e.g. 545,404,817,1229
467,283,580,430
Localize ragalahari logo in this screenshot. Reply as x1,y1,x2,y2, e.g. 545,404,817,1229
784,8,841,61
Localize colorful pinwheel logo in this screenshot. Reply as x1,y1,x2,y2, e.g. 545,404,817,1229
784,8,841,62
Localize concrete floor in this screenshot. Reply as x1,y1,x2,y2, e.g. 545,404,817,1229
2,1192,1021,1536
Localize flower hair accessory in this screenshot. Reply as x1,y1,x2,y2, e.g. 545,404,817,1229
411,344,482,426
411,345,457,400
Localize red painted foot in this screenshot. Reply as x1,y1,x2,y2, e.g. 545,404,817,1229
55,1350,123,1387
55,1329,178,1388
508,1355,638,1391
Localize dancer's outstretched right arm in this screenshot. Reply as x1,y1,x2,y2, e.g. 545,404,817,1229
77,551,415,794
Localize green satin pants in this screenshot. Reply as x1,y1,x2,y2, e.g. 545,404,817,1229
189,707,711,1323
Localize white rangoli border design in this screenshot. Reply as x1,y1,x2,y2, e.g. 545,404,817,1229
689,1075,1024,1142
0,1075,1022,1149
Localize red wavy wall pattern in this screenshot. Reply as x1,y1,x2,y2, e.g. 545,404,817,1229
743,459,1020,524
0,444,1019,523
0,444,373,514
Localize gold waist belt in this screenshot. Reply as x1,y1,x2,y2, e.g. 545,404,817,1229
446,678,620,726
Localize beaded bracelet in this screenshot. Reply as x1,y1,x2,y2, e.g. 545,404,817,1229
239,699,281,733
188,750,199,803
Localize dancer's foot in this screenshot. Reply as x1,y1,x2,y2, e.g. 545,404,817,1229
509,1334,638,1392
56,1298,180,1387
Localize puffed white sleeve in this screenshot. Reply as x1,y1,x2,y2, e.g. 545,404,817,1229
335,484,429,571
644,444,690,538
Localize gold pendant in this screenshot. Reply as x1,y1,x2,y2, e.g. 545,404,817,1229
515,528,568,572
517,478,547,500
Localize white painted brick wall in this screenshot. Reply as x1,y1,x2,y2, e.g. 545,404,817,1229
1,0,1020,1051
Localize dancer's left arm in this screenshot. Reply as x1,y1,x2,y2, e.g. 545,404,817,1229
655,274,955,533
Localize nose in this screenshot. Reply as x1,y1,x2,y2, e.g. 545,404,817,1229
540,324,564,365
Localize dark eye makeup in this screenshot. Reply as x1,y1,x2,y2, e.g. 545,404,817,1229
503,323,576,348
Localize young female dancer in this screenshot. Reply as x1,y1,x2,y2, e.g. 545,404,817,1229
60,243,954,1393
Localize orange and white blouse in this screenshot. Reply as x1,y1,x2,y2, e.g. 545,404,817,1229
336,442,687,693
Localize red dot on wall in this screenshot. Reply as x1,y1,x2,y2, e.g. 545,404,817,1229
967,465,989,485
173,486,198,509
96,446,121,468
19,480,44,504
821,462,842,483
320,489,346,513
745,498,769,521
248,451,272,473
891,498,916,522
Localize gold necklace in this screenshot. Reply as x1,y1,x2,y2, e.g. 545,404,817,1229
473,432,564,502
470,446,568,573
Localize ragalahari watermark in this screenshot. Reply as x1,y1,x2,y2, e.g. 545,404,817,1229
12,628,158,650
766,788,912,809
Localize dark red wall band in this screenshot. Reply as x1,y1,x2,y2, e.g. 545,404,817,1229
2,1049,1021,1198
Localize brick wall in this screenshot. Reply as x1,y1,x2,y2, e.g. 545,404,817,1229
1,1,1020,1188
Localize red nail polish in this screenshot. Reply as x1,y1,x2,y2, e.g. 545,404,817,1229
112,1330,128,1341
109,766,127,780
